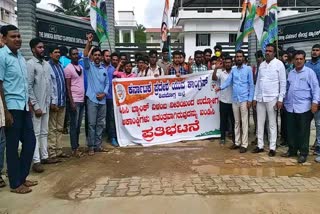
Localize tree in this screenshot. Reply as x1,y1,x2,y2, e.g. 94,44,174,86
49,0,89,17
74,0,90,17
134,24,146,44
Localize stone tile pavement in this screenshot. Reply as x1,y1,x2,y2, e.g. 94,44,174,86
69,174,320,200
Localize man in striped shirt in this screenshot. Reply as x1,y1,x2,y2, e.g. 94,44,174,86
48,46,69,159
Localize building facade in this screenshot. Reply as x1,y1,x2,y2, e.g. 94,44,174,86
0,0,17,27
172,0,320,60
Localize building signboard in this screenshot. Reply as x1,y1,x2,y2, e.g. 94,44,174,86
37,19,99,47
278,20,320,44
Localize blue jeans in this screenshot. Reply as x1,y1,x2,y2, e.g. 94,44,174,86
314,111,320,153
0,127,5,173
6,110,36,189
106,99,116,139
87,99,106,150
69,102,85,150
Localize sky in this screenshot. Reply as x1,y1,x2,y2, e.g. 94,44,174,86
37,0,173,28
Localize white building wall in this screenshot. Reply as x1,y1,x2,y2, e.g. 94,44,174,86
0,0,17,26
182,19,245,58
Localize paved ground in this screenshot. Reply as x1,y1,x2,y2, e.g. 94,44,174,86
0,124,320,213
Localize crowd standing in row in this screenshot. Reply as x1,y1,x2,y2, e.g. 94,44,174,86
0,24,320,194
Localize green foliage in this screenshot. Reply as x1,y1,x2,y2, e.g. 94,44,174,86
48,0,89,17
134,24,146,43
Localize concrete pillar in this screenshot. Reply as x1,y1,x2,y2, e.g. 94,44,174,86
248,32,258,65
119,29,123,43
101,0,115,51
130,29,135,43
17,0,40,59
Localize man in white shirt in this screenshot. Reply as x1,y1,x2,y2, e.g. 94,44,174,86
252,43,286,156
212,56,234,145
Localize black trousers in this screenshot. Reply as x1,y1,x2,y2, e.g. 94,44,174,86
280,108,287,142
106,99,117,139
286,111,313,156
219,101,235,142
5,110,36,189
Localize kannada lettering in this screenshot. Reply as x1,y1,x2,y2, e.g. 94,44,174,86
128,83,152,95
152,110,198,123
142,120,200,142
187,77,209,90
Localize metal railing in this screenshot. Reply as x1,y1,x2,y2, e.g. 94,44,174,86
115,20,137,27
177,6,320,14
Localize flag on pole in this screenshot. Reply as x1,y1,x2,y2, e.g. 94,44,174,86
253,0,267,44
160,0,170,50
260,0,278,52
90,0,109,43
235,0,256,51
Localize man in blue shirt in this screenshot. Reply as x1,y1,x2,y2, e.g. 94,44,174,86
84,33,109,155
305,44,320,157
216,50,254,153
282,50,320,163
102,50,118,147
0,25,37,194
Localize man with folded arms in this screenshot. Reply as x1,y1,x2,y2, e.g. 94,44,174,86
252,44,286,157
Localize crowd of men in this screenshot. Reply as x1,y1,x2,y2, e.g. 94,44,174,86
0,24,320,194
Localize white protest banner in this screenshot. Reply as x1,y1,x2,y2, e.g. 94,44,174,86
112,71,220,147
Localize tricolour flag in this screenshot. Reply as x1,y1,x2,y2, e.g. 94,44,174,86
235,0,256,51
260,0,278,52
90,0,109,43
160,0,170,49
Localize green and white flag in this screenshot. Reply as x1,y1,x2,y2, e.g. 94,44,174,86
235,0,256,50
90,0,109,43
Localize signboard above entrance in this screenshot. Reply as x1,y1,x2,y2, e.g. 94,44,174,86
278,20,320,44
37,19,100,47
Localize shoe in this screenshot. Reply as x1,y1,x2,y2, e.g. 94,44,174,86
268,150,276,157
220,139,225,145
315,156,320,163
281,151,297,158
41,158,61,164
298,156,307,164
111,138,119,147
252,147,264,153
32,163,44,173
239,147,247,153
95,147,109,153
229,144,240,150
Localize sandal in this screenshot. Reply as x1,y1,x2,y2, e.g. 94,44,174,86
95,147,109,153
72,149,84,158
11,185,32,194
24,180,38,187
0,176,6,188
88,150,95,156
57,153,70,158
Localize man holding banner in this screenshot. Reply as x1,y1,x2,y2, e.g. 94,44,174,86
216,50,254,153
